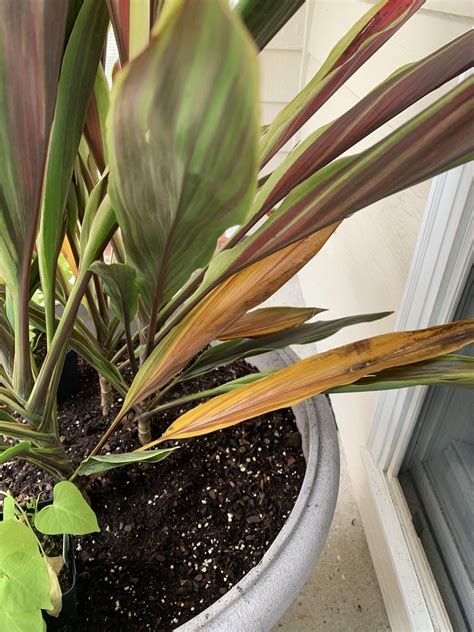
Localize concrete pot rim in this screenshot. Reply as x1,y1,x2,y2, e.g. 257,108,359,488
176,348,340,632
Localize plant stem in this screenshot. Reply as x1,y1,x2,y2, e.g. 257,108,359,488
99,376,113,416
137,416,151,445
28,271,92,416
123,316,138,375
12,283,33,399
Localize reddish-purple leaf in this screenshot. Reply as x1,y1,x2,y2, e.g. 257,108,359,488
106,0,130,65
0,0,69,395
260,0,425,166
257,31,474,215
209,78,473,288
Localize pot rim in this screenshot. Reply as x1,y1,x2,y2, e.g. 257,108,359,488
176,348,340,631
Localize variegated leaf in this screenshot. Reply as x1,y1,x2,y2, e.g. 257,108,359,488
256,31,474,215
211,78,474,282
183,311,392,380
330,354,474,393
106,0,152,65
29,304,127,398
28,196,118,415
0,0,69,396
90,262,138,325
37,0,109,344
260,0,425,165
92,224,339,453
117,224,338,417
84,64,110,172
107,0,259,325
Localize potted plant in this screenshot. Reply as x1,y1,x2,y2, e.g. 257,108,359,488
0,0,472,629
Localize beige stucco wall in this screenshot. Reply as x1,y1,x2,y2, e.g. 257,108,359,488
260,0,472,549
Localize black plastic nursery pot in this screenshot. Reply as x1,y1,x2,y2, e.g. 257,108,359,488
32,329,79,405
37,500,78,629
42,532,78,630
56,350,79,405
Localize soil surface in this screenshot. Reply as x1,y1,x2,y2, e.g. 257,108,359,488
0,358,306,631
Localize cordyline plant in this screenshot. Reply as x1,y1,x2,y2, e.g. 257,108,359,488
0,0,473,483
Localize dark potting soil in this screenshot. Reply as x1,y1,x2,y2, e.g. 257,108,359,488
0,358,306,631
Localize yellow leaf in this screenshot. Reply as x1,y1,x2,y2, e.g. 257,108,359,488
144,319,474,444
217,306,325,340
92,224,340,456
120,222,340,416
61,236,78,277
44,556,64,618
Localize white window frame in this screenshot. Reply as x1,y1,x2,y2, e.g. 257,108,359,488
361,162,473,631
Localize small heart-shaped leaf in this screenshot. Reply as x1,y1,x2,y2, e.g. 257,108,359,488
34,481,99,536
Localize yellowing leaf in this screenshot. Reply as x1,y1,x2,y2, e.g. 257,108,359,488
217,306,324,340
93,223,339,454
145,319,474,444
120,223,339,416
61,236,78,277
44,556,63,618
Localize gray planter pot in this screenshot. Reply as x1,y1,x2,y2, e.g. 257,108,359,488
177,348,340,632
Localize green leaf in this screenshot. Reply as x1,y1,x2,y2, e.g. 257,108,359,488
34,481,99,536
77,447,176,476
107,0,259,316
37,0,109,344
0,551,51,613
90,262,138,325
0,441,32,466
0,608,45,632
234,0,304,51
0,520,51,614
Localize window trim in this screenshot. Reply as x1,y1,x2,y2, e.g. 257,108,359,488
361,162,473,631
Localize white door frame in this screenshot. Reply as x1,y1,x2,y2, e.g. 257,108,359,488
361,163,473,631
